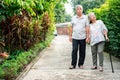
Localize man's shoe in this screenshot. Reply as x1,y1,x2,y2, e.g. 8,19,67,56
69,66,75,69
79,65,84,69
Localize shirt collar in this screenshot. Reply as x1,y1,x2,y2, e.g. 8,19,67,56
76,15,84,19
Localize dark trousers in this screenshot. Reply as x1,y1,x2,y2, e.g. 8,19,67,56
71,39,86,68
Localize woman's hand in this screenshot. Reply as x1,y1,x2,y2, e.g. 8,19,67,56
103,30,109,42
105,36,109,42
86,37,90,44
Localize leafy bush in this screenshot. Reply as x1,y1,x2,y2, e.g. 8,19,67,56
0,0,62,54
0,33,54,80
0,59,20,79
0,11,51,54
0,0,59,79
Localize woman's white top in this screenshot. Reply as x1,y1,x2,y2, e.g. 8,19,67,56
90,20,108,46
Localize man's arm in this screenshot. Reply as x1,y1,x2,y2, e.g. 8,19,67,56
69,25,73,42
85,15,90,43
86,26,90,43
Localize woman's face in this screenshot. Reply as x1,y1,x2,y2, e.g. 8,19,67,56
89,14,96,21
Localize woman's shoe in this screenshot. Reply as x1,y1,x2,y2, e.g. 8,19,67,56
91,66,97,70
99,66,103,72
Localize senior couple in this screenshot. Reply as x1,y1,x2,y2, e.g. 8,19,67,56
69,5,109,72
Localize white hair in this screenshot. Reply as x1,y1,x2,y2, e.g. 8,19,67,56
88,12,95,18
75,5,83,10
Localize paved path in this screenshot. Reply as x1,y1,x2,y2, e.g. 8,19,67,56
18,35,120,80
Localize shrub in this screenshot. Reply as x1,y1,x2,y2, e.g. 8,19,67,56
0,34,54,79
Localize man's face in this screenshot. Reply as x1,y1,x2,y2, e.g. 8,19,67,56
76,7,83,15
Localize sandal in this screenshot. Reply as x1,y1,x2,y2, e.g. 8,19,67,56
99,66,103,72
79,65,84,69
91,66,97,70
69,65,75,69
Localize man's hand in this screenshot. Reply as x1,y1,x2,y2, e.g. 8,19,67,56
69,36,72,42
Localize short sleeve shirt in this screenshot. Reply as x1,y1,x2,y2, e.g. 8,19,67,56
90,20,108,46
71,15,89,40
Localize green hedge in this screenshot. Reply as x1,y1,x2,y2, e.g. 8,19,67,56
0,33,54,80
88,0,120,58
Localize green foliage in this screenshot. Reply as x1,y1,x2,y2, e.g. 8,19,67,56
71,0,105,14
64,14,72,22
0,67,5,77
0,0,61,53
0,0,21,22
54,0,68,23
0,0,61,79
0,59,20,79
88,0,120,58
0,34,53,79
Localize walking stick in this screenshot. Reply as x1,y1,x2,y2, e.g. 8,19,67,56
109,51,114,73
106,39,114,73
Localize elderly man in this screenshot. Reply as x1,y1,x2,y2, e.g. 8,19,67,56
69,5,89,69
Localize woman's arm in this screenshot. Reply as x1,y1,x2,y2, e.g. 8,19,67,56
100,20,109,41
103,30,109,41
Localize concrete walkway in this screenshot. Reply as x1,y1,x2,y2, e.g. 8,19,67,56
18,35,120,80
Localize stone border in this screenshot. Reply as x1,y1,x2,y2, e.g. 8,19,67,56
15,48,47,80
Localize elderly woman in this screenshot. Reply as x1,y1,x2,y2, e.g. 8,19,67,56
88,12,109,72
